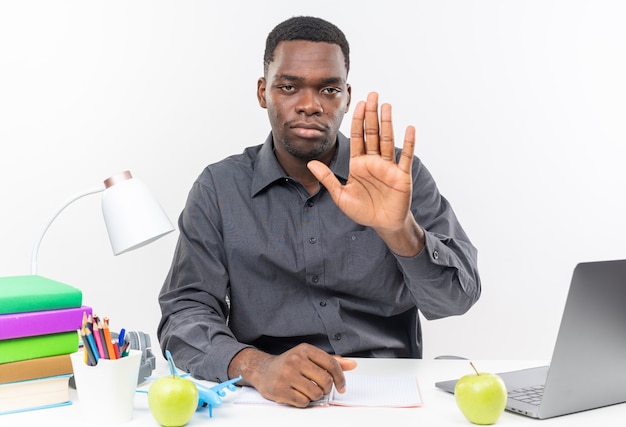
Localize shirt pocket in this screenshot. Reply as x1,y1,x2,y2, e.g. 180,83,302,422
342,230,396,288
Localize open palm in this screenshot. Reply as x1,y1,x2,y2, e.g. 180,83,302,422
308,92,416,234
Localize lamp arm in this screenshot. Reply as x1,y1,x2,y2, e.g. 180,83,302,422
31,184,106,275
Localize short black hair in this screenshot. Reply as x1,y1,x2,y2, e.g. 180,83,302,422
263,16,350,75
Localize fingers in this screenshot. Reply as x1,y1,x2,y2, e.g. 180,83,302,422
306,348,347,394
350,92,396,161
307,160,343,202
328,356,357,394
364,92,380,155
333,354,358,372
380,103,395,161
350,100,366,157
350,92,382,157
291,347,356,400
398,125,416,174
257,344,355,407
290,374,330,406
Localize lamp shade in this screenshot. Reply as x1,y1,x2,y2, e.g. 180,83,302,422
101,171,174,255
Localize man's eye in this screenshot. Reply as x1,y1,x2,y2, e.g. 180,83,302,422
280,85,295,92
322,87,341,95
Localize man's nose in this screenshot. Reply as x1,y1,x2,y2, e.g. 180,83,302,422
295,90,323,115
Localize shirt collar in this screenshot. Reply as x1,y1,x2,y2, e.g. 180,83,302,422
251,131,350,197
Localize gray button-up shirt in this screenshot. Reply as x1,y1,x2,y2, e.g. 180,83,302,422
158,132,481,382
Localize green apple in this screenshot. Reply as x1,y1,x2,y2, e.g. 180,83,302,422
454,362,507,425
148,375,199,427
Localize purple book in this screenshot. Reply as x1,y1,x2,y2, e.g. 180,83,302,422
0,306,92,340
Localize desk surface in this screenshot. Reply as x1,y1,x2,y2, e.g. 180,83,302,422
3,358,625,426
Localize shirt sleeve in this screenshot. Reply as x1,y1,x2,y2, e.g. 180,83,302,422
157,175,252,383
394,155,482,320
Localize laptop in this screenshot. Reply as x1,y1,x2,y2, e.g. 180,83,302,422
435,259,626,419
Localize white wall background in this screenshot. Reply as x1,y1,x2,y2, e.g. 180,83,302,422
1,0,625,362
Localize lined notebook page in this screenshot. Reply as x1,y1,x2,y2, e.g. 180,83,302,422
234,372,422,408
330,373,422,407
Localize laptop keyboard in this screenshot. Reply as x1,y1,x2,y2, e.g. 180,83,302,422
508,385,544,406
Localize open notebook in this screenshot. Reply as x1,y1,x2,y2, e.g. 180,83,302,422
235,372,422,408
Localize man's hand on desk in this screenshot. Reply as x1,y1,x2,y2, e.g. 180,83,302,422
227,343,357,408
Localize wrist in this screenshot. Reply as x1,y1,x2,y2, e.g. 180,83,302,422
228,347,270,386
377,216,425,257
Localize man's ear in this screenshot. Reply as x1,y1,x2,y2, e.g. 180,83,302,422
257,77,267,109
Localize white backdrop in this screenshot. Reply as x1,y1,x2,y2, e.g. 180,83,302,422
1,1,625,362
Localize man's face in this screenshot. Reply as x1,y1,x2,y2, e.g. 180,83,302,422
258,40,351,163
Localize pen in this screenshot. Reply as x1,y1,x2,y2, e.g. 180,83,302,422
117,328,126,354
120,340,130,357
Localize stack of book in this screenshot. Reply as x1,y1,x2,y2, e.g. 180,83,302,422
0,275,92,415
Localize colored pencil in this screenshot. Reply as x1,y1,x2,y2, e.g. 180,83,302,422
80,328,97,366
83,327,100,362
78,312,129,362
92,321,107,359
102,318,117,360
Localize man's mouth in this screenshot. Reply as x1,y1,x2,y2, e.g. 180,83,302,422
290,122,326,139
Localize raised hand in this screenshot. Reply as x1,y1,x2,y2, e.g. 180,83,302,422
308,92,418,241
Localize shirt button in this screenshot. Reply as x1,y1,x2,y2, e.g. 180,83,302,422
306,200,314,207
319,301,327,307
432,250,439,260
309,237,317,244
334,333,342,341
312,275,319,283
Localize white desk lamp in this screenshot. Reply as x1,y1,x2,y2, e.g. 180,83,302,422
30,170,174,275
25,170,173,384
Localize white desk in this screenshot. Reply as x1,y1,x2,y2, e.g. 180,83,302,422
3,358,625,426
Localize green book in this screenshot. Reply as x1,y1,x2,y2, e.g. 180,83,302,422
0,275,82,315
0,331,79,364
